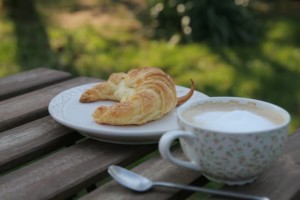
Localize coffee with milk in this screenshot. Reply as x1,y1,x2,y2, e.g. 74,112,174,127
182,100,285,132
159,97,290,185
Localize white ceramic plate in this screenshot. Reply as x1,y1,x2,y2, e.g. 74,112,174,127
48,83,208,144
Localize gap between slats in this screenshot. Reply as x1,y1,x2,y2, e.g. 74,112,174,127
0,139,157,200
0,116,84,174
79,147,211,200
0,68,71,101
0,76,100,132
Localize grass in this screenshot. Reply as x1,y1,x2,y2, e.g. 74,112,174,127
0,0,299,132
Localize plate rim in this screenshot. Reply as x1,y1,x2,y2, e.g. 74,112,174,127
48,83,209,143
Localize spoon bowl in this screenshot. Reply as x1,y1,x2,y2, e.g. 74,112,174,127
108,164,153,192
108,165,269,200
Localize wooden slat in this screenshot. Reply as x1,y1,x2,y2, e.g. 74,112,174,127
0,68,71,100
0,77,100,132
83,131,300,200
0,116,82,174
209,129,300,200
81,148,207,200
0,140,157,200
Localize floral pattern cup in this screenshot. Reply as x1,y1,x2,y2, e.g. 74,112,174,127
159,97,290,185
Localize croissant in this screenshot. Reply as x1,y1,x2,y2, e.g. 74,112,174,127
80,67,194,125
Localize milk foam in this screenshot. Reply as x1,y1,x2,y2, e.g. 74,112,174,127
192,110,277,132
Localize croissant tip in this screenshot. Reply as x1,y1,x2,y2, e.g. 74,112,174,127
79,95,87,103
176,79,195,106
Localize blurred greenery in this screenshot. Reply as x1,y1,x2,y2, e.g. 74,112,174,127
0,0,299,132
149,0,262,45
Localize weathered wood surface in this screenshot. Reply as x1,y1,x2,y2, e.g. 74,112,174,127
0,116,82,174
0,68,71,100
81,130,300,200
0,140,157,200
0,68,299,200
209,129,300,200
0,76,99,132
81,148,207,200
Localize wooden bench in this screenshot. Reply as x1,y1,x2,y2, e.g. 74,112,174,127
0,68,299,200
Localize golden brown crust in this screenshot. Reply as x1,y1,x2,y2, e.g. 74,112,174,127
80,67,194,125
176,79,195,106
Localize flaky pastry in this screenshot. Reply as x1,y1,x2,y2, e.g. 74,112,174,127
80,67,194,125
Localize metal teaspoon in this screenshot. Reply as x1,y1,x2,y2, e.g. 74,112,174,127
108,165,269,200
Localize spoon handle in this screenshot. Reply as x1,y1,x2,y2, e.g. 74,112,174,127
153,182,269,200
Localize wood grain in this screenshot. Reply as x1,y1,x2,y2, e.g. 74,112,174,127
0,68,71,100
0,116,82,174
0,140,157,200
1,68,299,200
81,148,207,200
0,77,100,132
209,129,300,200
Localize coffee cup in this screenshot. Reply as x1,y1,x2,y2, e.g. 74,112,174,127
159,97,290,185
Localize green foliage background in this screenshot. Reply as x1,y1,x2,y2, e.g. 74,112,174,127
0,0,299,132
149,0,261,45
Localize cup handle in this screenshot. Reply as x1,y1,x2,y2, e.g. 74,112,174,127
159,130,201,171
